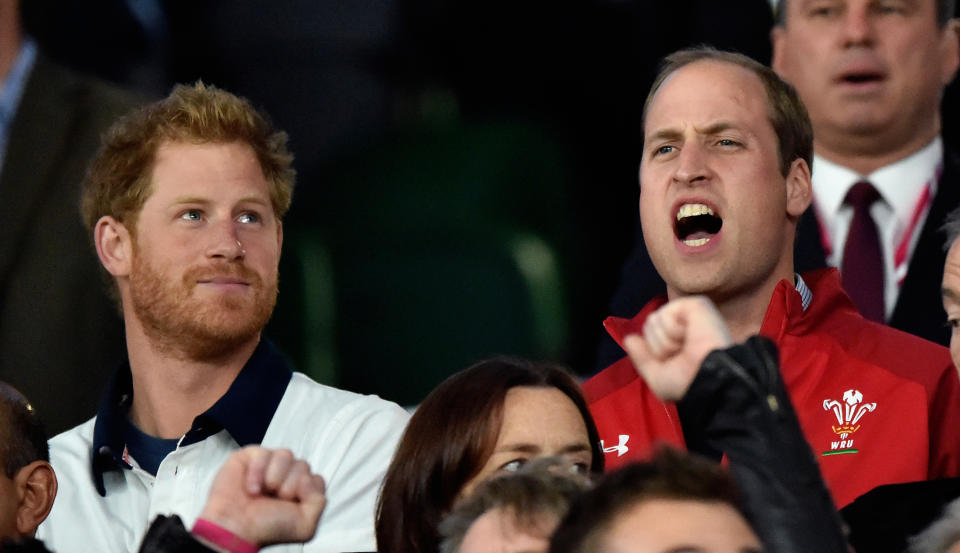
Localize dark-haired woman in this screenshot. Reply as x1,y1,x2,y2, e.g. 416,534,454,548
375,357,603,553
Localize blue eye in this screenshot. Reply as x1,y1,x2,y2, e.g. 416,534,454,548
655,145,675,156
180,210,202,221
500,459,525,472
237,212,261,224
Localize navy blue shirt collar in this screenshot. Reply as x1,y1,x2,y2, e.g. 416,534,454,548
91,339,293,496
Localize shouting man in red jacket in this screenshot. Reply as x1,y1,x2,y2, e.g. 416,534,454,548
584,47,960,509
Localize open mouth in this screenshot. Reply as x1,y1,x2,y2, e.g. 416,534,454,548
839,71,885,86
675,203,722,247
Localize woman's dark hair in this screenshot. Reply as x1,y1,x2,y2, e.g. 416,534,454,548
375,357,603,553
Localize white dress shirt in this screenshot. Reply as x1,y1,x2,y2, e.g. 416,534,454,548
811,138,942,319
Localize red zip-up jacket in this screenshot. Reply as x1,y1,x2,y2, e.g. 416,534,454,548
584,268,960,508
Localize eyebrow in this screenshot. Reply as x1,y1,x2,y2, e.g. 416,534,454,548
172,196,208,205
172,195,270,206
494,442,592,454
646,121,739,143
942,287,960,303
663,545,763,553
697,121,738,136
647,128,683,143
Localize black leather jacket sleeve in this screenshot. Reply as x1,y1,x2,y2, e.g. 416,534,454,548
137,515,214,553
678,336,848,553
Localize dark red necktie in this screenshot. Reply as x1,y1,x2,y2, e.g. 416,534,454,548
840,181,885,322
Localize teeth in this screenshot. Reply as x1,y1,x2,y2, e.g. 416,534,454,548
683,237,710,247
676,203,714,220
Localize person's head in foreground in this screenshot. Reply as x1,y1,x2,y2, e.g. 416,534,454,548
549,448,763,553
941,206,960,368
376,357,604,553
438,457,590,553
0,382,55,543
772,0,959,173
82,81,294,361
909,496,960,553
639,47,813,338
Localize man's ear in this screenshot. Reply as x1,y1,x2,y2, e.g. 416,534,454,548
770,26,786,76
14,461,57,537
94,216,133,278
785,157,813,218
939,19,960,87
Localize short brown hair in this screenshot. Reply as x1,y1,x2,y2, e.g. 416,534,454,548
643,47,813,177
549,448,745,553
81,82,295,237
438,458,589,553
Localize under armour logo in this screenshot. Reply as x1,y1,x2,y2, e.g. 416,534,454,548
601,434,629,457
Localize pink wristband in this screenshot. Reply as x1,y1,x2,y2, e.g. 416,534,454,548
192,518,258,553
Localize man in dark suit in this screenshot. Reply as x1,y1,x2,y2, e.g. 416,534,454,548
598,0,960,369
0,0,138,434
771,0,960,342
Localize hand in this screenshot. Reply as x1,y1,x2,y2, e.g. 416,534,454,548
198,446,326,547
624,296,733,401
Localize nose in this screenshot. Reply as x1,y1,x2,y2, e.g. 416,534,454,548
206,220,245,260
841,5,874,47
952,333,960,372
673,143,711,187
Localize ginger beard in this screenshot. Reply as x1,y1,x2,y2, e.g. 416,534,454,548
128,237,278,361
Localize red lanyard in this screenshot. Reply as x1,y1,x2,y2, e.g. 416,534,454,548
893,179,935,280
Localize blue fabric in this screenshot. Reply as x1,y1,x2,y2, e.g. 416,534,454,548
90,339,293,496
123,420,178,476
0,38,36,169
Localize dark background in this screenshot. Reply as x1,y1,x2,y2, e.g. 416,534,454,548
26,0,952,405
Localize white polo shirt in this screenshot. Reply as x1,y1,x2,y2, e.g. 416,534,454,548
36,340,410,553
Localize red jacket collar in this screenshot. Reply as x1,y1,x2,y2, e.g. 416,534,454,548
603,296,668,350
603,268,857,349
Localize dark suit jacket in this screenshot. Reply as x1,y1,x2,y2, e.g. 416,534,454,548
595,151,960,371
0,53,138,434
